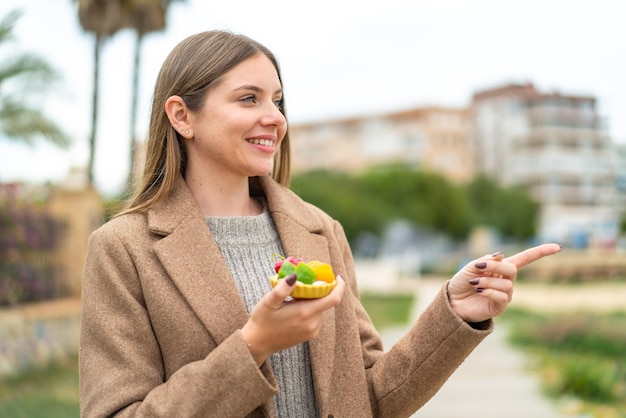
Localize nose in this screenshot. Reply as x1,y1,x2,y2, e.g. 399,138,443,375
260,101,287,128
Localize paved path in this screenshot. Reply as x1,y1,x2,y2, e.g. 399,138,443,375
379,278,573,418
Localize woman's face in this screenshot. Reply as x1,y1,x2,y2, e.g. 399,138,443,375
184,54,287,180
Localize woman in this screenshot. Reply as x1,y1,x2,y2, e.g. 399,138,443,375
79,30,560,417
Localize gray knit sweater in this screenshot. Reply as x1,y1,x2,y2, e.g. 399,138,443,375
205,203,319,418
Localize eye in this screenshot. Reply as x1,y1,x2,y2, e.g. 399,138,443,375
241,95,257,104
274,98,284,110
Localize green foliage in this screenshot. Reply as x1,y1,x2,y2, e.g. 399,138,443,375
466,175,539,240
0,355,79,418
546,353,624,403
503,308,626,412
620,212,626,234
361,167,471,238
291,170,388,242
0,10,70,148
359,292,414,330
291,166,538,244
506,310,626,360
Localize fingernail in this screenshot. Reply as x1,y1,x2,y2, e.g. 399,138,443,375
474,262,487,269
491,251,502,257
558,244,564,252
285,274,297,286
475,288,484,293
469,278,480,285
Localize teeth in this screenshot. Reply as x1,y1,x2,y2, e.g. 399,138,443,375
248,138,273,146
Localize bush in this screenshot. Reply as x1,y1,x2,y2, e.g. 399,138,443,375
291,167,539,246
503,308,626,412
508,311,626,360
0,190,64,306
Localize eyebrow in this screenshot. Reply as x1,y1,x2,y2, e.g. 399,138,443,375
233,85,283,95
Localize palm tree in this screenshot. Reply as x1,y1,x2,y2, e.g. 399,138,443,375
75,0,126,186
124,0,181,195
0,10,70,149
76,0,181,191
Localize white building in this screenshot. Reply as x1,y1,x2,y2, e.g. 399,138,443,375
472,83,619,246
290,107,474,182
289,82,621,247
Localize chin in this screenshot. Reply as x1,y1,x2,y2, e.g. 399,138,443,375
249,163,274,177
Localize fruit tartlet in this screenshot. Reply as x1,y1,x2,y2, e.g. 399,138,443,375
269,256,336,299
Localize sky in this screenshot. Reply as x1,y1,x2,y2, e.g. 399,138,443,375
0,0,624,196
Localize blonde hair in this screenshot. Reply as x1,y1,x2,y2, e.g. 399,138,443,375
120,31,291,216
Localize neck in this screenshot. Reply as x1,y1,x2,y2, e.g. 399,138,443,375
184,171,260,217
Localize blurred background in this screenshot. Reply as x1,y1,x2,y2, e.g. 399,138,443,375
0,0,625,417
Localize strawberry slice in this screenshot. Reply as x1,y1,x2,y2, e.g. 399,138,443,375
273,255,303,273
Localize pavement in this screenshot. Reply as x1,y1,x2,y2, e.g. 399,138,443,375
379,278,576,418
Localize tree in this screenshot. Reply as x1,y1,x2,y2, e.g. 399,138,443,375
75,0,182,191
465,175,539,240
0,10,70,149
292,166,539,244
75,0,127,186
123,0,181,195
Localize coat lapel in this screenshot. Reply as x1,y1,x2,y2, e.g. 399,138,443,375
256,177,338,409
148,176,339,407
149,177,249,344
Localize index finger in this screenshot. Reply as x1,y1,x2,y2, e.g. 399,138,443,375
504,243,562,269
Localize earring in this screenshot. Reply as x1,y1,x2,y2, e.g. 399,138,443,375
184,130,190,135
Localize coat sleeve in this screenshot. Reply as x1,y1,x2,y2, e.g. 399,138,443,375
332,221,493,418
79,223,277,418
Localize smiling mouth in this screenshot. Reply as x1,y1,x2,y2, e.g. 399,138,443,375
247,138,275,147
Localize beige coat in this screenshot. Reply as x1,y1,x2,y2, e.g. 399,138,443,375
79,175,492,418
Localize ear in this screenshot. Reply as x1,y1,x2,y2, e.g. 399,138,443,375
165,95,193,138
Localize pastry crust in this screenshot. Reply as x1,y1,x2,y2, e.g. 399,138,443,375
269,275,336,299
